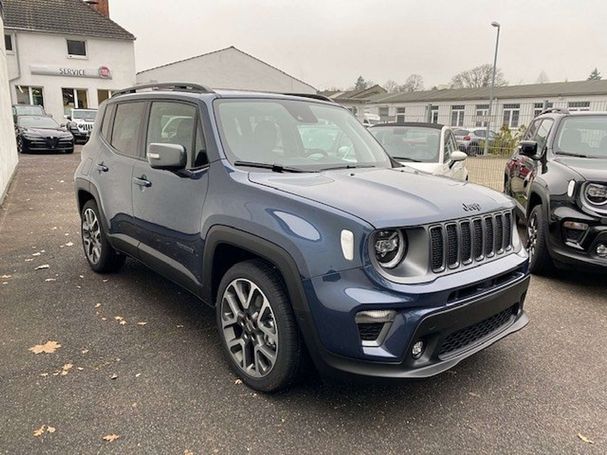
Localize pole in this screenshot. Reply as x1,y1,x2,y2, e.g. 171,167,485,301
484,23,500,156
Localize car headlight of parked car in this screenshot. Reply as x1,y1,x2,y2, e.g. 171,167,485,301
584,183,607,206
371,229,407,269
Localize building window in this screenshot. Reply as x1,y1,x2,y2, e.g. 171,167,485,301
16,85,44,106
4,34,13,52
475,104,489,127
430,106,439,124
67,39,87,57
378,107,389,123
451,105,465,127
396,107,405,123
533,102,553,117
502,104,520,128
62,88,89,114
568,101,590,112
97,89,113,104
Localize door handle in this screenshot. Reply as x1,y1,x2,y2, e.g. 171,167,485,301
133,176,152,188
96,163,109,172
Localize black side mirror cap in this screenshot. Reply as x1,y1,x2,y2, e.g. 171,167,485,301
519,140,539,158
147,143,187,170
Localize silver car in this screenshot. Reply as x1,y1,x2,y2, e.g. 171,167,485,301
453,127,497,156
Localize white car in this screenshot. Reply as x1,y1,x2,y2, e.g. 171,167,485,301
368,122,469,181
65,108,97,143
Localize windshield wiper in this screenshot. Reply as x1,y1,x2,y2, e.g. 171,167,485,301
319,164,377,171
557,152,589,158
233,161,311,173
391,156,422,162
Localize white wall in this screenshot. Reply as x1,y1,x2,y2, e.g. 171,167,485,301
0,17,18,204
8,31,135,120
137,47,316,94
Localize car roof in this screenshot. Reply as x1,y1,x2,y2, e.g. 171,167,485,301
369,122,444,129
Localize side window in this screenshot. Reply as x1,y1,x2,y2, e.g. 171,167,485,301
444,130,457,161
100,104,115,142
525,119,541,140
193,123,209,168
533,119,554,151
110,102,147,157
146,102,196,162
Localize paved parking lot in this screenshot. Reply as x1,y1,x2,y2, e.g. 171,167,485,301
1,148,605,454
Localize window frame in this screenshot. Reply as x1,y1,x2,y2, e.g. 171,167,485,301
502,104,520,128
532,118,554,152
108,100,149,161
4,33,14,53
66,39,87,58
450,105,465,127
395,107,406,123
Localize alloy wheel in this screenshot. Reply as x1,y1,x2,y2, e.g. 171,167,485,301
82,208,102,264
220,278,278,378
527,214,538,260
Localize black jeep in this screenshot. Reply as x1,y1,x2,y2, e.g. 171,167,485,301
505,108,607,274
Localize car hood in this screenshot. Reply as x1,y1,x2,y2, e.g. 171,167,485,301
249,167,513,228
401,162,443,175
23,127,70,136
555,156,607,181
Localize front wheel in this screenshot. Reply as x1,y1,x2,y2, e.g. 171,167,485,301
17,136,26,154
80,200,125,273
216,260,303,392
527,205,554,275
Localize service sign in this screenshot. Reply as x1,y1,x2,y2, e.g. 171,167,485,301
30,65,112,79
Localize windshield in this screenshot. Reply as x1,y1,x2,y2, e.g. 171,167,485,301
18,116,60,129
556,116,607,158
15,105,45,116
72,109,97,121
214,99,392,171
369,126,441,163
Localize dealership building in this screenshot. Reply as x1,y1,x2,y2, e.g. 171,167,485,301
4,0,135,120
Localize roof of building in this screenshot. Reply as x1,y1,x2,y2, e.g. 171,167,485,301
137,46,317,92
371,79,607,104
321,84,387,102
3,0,135,40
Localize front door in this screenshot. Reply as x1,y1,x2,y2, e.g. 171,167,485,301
131,101,210,293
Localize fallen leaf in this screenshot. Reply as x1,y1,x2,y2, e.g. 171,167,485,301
103,279,108,283
577,433,594,444
65,242,74,247
101,317,107,321
234,379,243,385
29,341,61,354
40,373,48,377
79,275,84,279
0,274,11,279
81,349,89,354
94,303,101,308
137,322,147,326
102,434,120,442
46,426,56,433
77,367,84,371
110,374,118,380
35,264,50,270
176,324,184,328
135,373,141,378
32,252,41,256
44,278,56,282
25,258,34,262
119,320,127,325
184,450,194,455
33,426,46,437
60,364,73,376
468,392,480,398
114,316,124,321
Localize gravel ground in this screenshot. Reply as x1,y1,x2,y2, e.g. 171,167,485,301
0,148,605,454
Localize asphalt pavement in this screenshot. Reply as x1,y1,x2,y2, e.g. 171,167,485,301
0,148,605,454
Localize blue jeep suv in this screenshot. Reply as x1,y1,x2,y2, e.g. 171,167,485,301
75,83,530,392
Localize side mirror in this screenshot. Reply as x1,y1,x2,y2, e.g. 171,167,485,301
448,150,467,168
147,143,187,170
519,140,539,158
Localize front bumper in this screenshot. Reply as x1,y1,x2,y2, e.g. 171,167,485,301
22,136,74,152
548,205,607,271
300,252,530,379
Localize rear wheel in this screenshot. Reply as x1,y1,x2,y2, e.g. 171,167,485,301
80,200,125,273
527,204,554,275
216,260,302,392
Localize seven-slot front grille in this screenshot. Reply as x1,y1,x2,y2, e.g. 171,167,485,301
429,211,514,273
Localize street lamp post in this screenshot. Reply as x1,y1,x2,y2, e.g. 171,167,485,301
484,21,501,156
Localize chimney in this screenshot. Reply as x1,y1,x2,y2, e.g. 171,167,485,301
84,0,110,18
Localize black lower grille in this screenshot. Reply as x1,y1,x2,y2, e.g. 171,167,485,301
484,217,494,256
472,219,483,259
357,323,384,341
446,224,458,267
430,227,444,271
438,305,516,357
460,221,472,263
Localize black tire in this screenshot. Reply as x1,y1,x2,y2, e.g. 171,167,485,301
469,143,481,156
80,200,125,273
527,204,554,275
17,136,26,154
216,259,302,392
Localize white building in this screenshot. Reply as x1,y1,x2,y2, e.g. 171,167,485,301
137,46,316,94
0,1,18,203
5,0,135,121
366,80,607,130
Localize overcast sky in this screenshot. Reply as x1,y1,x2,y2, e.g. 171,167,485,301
111,0,607,91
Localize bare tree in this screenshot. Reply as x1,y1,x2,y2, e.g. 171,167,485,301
450,64,508,89
383,80,400,93
400,74,424,92
536,71,550,84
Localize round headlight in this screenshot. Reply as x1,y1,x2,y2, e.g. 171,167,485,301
372,229,406,268
585,183,607,206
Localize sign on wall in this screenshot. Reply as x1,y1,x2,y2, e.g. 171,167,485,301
30,65,112,79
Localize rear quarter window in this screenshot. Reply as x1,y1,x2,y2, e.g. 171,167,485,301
110,102,147,158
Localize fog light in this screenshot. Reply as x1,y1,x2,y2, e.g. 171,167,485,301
597,244,607,258
411,340,424,359
563,221,588,230
355,310,395,324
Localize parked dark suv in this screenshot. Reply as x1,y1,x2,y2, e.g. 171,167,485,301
75,83,530,392
505,108,607,274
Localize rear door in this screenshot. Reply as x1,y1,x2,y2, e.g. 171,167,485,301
93,101,147,257
131,100,210,293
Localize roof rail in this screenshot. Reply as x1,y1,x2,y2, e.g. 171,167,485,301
111,82,215,98
539,107,570,116
282,93,335,103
